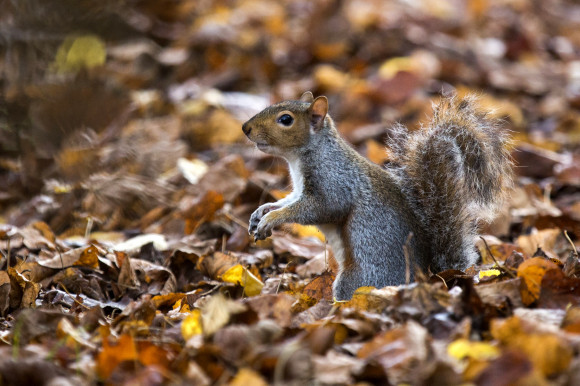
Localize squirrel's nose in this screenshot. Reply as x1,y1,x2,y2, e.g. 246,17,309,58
242,122,252,136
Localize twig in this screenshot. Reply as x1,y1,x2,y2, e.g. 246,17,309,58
223,212,249,230
479,236,516,278
58,283,91,310
403,232,414,285
84,216,94,239
564,230,579,259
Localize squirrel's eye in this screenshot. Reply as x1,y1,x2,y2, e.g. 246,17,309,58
277,114,294,126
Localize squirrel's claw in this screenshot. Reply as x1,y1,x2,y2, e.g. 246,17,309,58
249,204,278,240
253,222,272,241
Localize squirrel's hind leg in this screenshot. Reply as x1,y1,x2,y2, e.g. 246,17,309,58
332,267,364,301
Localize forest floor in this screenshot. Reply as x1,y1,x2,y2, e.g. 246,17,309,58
2,0,580,384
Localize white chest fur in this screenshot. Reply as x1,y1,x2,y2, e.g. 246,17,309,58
286,157,304,201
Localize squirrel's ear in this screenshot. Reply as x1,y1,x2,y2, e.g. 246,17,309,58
310,96,328,130
300,91,314,103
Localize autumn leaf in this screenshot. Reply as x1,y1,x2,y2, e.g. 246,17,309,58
54,35,106,73
220,264,264,296
517,257,560,305
181,309,203,340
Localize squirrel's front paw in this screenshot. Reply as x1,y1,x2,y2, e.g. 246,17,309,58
254,214,274,241
249,204,278,237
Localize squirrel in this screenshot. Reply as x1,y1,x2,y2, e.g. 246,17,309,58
242,92,512,300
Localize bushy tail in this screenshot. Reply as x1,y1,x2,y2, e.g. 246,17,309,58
386,95,513,270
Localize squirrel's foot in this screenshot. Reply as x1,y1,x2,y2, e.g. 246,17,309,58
254,215,274,241
249,203,278,237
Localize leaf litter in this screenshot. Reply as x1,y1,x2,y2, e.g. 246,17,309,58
2,0,580,384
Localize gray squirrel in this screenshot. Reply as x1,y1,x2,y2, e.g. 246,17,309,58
242,92,512,300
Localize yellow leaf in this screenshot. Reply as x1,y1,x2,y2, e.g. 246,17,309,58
379,57,415,80
293,224,325,242
230,368,268,386
54,34,106,73
447,339,500,360
221,264,264,296
479,269,501,279
181,309,203,340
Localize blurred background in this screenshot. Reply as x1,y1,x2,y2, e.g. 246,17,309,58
1,0,580,237
3,2,580,384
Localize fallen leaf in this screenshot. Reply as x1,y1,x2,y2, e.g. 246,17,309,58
517,257,560,305
303,271,335,302
220,264,264,296
201,293,247,336
181,309,203,340
229,368,268,386
54,34,106,73
447,339,500,361
491,316,572,377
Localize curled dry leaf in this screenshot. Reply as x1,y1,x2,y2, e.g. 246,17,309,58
517,257,560,306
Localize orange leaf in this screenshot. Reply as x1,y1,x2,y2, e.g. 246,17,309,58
303,271,335,302
97,334,138,379
516,257,560,306
73,245,99,269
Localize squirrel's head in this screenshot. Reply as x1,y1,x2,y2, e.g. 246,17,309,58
242,91,329,156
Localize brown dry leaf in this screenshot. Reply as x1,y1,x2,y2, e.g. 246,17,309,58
517,257,560,306
182,190,225,234
477,240,525,264
151,293,186,310
56,317,96,350
475,278,524,308
513,143,565,179
201,293,247,336
296,252,330,278
357,321,429,384
7,267,39,309
198,251,238,280
31,221,56,244
21,281,40,308
18,226,54,250
0,271,10,316
245,294,295,328
273,233,326,259
491,316,572,377
130,258,177,295
117,251,140,289
196,155,249,202
312,350,361,384
303,271,335,302
537,268,580,309
474,350,545,386
38,248,83,269
516,228,563,257
183,108,244,149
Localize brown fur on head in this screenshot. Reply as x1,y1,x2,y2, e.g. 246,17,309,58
242,92,328,156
